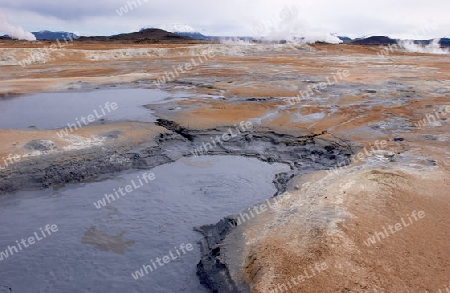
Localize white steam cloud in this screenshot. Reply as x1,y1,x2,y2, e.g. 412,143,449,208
0,10,36,41
400,39,448,55
250,5,342,44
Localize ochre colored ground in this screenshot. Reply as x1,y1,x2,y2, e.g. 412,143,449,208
237,167,449,292
0,41,449,292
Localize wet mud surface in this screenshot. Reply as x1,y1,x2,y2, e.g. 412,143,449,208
0,120,353,196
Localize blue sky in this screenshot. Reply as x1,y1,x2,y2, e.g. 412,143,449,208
0,0,448,39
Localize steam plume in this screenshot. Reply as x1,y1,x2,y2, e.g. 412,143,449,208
0,10,36,41
251,5,342,44
400,38,449,55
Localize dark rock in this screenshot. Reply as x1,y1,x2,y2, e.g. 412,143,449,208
195,217,243,293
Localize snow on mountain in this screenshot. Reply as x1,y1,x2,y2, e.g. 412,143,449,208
154,24,197,33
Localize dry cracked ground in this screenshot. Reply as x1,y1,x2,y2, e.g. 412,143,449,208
0,40,449,292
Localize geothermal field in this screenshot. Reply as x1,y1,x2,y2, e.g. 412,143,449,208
0,35,449,293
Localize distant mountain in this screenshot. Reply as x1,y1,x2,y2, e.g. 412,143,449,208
337,36,352,42
330,33,351,42
350,36,397,45
412,39,432,46
32,31,78,40
150,24,212,40
111,28,192,41
348,36,449,48
406,38,450,48
439,38,450,47
76,28,194,43
174,32,212,40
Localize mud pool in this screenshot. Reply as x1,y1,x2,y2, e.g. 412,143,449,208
0,155,289,293
0,88,188,130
